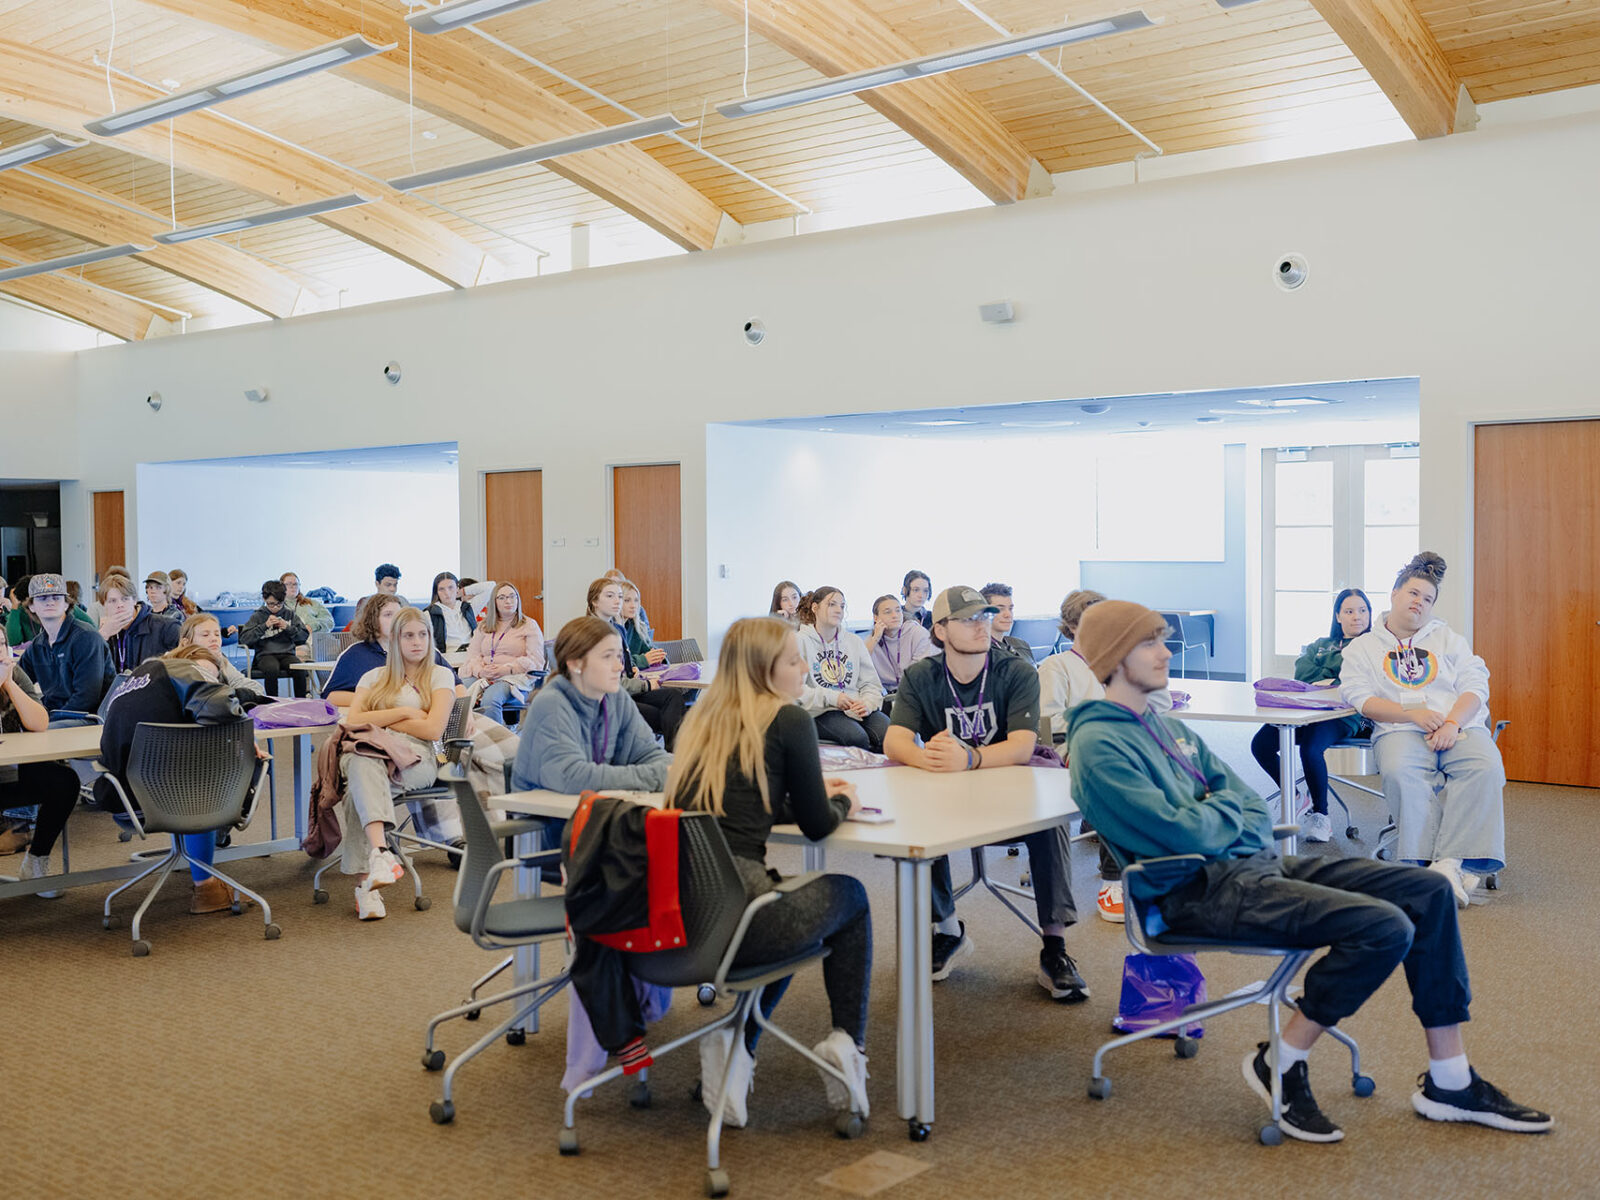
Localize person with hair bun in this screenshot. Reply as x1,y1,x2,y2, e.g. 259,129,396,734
1340,553,1507,908
796,586,887,751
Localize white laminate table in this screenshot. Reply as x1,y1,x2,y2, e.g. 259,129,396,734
493,763,1076,1140
0,721,335,901
1168,679,1356,853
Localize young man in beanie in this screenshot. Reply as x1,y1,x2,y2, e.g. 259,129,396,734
885,585,1087,1001
1066,600,1550,1143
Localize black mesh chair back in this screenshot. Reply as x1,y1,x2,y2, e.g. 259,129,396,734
625,812,745,989
125,718,260,836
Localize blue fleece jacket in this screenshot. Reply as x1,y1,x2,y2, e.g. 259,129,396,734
511,674,670,794
18,619,113,714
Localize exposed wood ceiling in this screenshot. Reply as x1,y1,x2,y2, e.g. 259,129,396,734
0,0,1594,340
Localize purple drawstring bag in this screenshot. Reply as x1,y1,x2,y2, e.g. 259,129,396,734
640,662,701,683
1253,678,1348,710
1111,953,1207,1038
250,698,339,729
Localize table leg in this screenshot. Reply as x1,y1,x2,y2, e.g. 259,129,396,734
265,754,280,841
512,828,542,1034
802,843,827,872
894,857,935,1139
1278,724,1298,855
293,732,310,844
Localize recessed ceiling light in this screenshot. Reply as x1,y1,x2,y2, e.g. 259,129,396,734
999,419,1078,428
421,130,438,140
1238,396,1333,408
161,78,182,89
909,419,973,427
1080,402,1111,415
1210,407,1291,417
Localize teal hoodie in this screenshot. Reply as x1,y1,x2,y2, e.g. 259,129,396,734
1066,699,1275,901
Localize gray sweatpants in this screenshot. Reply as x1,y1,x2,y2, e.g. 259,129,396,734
1375,727,1506,873
338,752,443,875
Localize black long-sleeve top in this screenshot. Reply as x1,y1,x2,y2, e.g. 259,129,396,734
714,703,850,864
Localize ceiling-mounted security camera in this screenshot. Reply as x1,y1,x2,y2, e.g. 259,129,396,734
1274,253,1308,291
383,360,402,385
145,391,162,412
742,318,765,347
244,387,269,404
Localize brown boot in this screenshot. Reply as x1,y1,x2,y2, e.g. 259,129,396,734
0,827,32,856
190,876,234,914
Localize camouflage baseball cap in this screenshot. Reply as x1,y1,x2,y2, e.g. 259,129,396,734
28,573,68,599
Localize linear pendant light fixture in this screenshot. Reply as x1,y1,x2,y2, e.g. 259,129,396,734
0,133,87,173
387,113,687,192
406,0,553,36
84,34,396,137
0,243,150,284
152,193,374,245
716,11,1156,119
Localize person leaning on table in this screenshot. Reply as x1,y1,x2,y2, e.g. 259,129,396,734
1066,599,1550,1144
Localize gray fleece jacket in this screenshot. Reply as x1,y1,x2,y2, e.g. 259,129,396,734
511,674,670,794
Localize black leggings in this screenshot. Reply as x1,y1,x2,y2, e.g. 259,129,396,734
629,687,687,750
251,652,308,697
814,709,889,753
733,873,872,1052
1250,720,1346,815
0,760,80,856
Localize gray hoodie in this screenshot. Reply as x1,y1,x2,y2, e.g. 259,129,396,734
511,674,671,794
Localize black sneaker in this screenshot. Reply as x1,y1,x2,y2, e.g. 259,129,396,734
1243,1043,1344,1143
1037,947,1089,1002
1412,1069,1553,1132
930,922,973,981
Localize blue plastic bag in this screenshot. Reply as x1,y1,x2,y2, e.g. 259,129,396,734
1111,953,1207,1038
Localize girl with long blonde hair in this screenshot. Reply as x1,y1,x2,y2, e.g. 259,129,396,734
664,617,872,1130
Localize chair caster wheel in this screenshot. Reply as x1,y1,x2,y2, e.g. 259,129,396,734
312,889,328,904
103,916,119,931
230,901,243,915
697,984,717,1006
506,1029,526,1046
264,923,282,940
1485,874,1499,891
423,1050,445,1071
1087,1077,1111,1100
628,1081,651,1108
1346,826,1360,840
464,1008,481,1021
1375,847,1392,861
835,1112,864,1139
415,896,431,911
429,1100,454,1125
1259,1123,1283,1146
907,1120,931,1141
1174,1036,1199,1059
705,1167,730,1197
131,940,151,957
558,1128,579,1156
1352,1074,1376,1098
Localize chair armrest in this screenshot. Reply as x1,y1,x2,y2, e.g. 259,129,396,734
90,767,146,840
1273,824,1300,839
710,872,826,988
490,816,546,840
469,856,519,945
236,757,271,831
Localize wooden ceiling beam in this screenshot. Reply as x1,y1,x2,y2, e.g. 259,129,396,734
0,38,495,288
134,0,735,250
701,0,1050,204
1305,0,1464,136
0,256,166,342
0,168,304,318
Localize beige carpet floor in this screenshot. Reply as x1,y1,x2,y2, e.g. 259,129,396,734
6,726,1594,1200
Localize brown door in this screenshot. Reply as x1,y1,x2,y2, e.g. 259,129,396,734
613,463,681,641
92,491,125,580
484,470,544,629
1474,419,1600,787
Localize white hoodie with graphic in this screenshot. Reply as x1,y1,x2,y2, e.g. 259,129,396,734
795,624,885,715
1340,615,1490,740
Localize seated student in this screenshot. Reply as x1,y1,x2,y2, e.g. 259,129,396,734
99,643,262,915
980,583,1033,659
618,580,666,669
901,570,933,632
340,606,457,921
427,571,477,653
863,594,934,709
166,568,201,618
142,571,183,625
1250,588,1373,845
587,577,687,750
0,639,79,897
1340,553,1505,908
323,594,455,707
665,617,871,1128
795,587,888,752
603,568,653,643
5,576,39,647
239,580,310,697
99,573,182,675
460,582,545,725
1067,599,1550,1142
885,586,1086,999
282,572,333,659
768,580,802,627
177,614,265,698
352,563,403,625
510,616,671,848
18,574,112,721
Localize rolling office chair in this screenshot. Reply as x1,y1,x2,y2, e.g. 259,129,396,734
559,812,867,1199
1159,613,1211,679
1086,826,1373,1145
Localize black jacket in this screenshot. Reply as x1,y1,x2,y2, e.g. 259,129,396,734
97,658,245,803
105,602,181,673
18,619,112,714
239,605,309,657
428,600,477,650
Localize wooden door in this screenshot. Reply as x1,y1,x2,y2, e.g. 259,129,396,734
484,470,543,629
613,463,681,641
92,490,125,580
1474,420,1600,787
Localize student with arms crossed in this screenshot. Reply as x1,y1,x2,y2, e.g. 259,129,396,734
1066,599,1549,1143
885,586,1086,1000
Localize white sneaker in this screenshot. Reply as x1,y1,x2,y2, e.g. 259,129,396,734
699,1027,754,1128
355,886,387,920
1293,781,1313,817
365,848,404,890
1096,880,1125,923
19,852,61,899
1427,858,1472,909
1301,812,1333,843
812,1029,870,1119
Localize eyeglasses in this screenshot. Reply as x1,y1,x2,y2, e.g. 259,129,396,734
945,613,993,627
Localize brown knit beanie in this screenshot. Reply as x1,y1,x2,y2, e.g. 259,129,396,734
1075,600,1169,683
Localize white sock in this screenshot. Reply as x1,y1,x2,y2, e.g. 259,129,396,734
1274,1042,1311,1077
935,916,962,936
1429,1053,1471,1090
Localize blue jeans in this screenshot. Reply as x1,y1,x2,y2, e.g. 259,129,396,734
183,834,216,884
478,679,529,725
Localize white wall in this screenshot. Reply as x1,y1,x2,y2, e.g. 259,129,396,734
1,352,79,481
24,105,1600,643
133,460,460,603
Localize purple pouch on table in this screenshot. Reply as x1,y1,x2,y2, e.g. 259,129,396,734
250,698,339,729
641,662,701,683
1028,744,1065,769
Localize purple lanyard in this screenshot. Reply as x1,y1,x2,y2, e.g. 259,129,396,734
1132,708,1209,792
488,627,509,662
821,625,844,688
589,696,611,765
943,658,989,744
